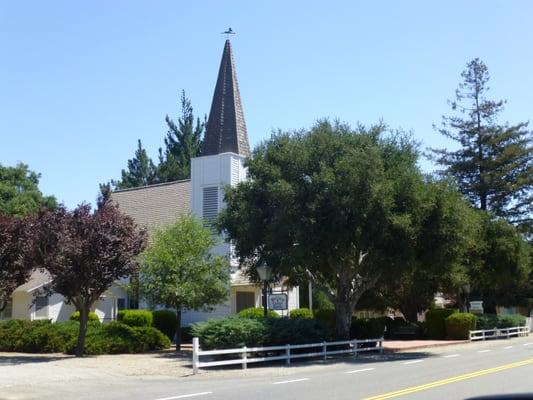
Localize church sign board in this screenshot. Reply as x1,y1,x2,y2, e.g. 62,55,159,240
268,293,288,310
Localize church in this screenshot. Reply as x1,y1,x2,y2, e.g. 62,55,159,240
111,38,300,325
0,38,299,325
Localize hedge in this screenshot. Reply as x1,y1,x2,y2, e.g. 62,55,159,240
425,308,457,339
445,313,477,339
350,318,386,339
237,307,279,319
191,316,329,350
476,314,526,329
117,309,153,327
289,308,314,319
313,308,336,332
70,311,100,323
152,310,178,341
0,319,170,354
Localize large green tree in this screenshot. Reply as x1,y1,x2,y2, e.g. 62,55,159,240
157,90,205,182
113,140,158,190
220,120,474,338
139,214,230,350
431,58,532,231
0,163,56,217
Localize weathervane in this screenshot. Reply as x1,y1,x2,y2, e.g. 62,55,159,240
221,27,235,40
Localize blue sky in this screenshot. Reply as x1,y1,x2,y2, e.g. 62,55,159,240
1,1,532,208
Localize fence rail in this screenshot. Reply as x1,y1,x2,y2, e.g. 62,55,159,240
192,337,384,374
469,325,530,341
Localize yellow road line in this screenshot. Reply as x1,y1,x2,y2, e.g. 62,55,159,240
363,358,533,400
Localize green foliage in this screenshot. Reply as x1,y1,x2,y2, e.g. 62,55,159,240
431,58,532,228
191,317,267,350
314,309,336,332
425,308,457,339
0,163,57,217
152,310,178,341
117,309,153,327
289,308,314,319
237,307,279,319
445,313,477,339
495,314,526,328
475,314,499,330
220,120,477,339
139,214,230,348
113,140,158,190
191,317,329,350
70,311,100,323
350,318,386,339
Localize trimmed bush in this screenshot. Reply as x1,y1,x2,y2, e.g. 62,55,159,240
445,313,477,339
350,318,386,339
289,308,314,319
191,317,266,350
70,311,100,323
237,307,279,319
476,314,527,330
191,316,329,350
475,314,499,330
425,308,457,339
152,310,177,341
0,319,170,355
314,308,336,332
117,309,153,327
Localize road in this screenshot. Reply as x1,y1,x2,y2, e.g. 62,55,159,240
3,336,533,400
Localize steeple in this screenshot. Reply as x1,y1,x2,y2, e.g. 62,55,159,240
202,39,250,157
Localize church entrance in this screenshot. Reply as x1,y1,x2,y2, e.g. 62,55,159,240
236,291,255,313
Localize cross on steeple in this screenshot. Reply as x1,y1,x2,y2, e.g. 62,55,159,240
221,27,235,40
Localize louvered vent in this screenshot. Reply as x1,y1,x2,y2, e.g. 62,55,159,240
202,186,219,226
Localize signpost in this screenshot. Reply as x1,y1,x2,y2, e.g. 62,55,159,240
469,300,484,314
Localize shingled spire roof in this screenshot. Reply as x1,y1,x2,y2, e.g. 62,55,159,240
202,39,250,157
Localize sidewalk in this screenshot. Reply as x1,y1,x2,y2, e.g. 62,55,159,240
383,339,468,351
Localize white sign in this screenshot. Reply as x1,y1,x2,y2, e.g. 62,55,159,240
268,293,288,310
470,301,483,314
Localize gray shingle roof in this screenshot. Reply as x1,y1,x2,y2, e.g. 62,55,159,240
111,180,191,233
202,39,250,158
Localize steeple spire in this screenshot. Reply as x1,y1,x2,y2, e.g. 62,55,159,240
202,39,250,157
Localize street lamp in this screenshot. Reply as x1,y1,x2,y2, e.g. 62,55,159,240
256,261,272,317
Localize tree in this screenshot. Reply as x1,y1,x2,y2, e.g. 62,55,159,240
157,90,205,182
139,214,230,350
431,58,532,231
32,202,148,356
0,163,56,217
113,140,158,190
0,214,34,312
219,120,474,338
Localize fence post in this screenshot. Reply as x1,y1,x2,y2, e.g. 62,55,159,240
242,346,247,370
286,344,291,366
323,341,327,362
379,338,384,354
353,339,358,357
192,337,199,375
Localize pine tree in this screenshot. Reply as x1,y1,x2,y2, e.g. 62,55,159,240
157,90,205,181
113,140,158,190
431,59,532,230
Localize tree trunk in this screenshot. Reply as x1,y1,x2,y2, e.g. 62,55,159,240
335,302,353,340
175,307,182,351
75,302,90,357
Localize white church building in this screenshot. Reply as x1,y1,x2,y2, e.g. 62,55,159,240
1,38,299,324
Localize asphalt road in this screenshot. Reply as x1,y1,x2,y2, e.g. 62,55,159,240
4,336,533,400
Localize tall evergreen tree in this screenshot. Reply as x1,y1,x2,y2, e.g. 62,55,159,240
113,140,158,190
431,59,533,230
157,90,205,181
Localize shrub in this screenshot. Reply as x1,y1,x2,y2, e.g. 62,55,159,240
152,310,177,341
425,308,457,339
191,316,329,350
445,313,477,339
289,308,314,319
191,317,266,350
70,311,100,323
350,318,386,339
117,309,153,327
475,314,499,330
314,308,336,332
181,326,193,344
476,314,526,329
237,307,279,319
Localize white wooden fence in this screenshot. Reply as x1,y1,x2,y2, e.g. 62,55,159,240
192,337,384,374
469,325,530,341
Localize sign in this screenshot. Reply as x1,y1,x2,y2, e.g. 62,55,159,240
268,293,288,310
469,301,484,314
